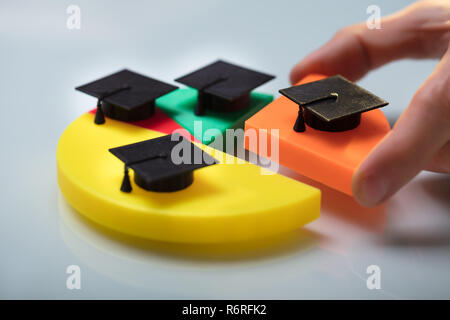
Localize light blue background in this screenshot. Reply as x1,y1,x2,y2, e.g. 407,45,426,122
1,0,449,299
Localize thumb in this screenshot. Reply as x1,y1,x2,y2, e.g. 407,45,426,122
352,43,450,207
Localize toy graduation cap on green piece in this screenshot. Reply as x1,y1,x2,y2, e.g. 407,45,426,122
279,75,389,132
76,69,178,124
109,133,218,193
175,60,275,116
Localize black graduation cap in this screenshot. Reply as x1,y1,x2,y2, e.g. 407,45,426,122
279,75,389,132
76,69,178,124
109,133,218,193
175,60,275,115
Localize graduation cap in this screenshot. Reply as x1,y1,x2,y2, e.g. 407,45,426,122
279,75,389,132
76,69,178,124
175,60,275,115
109,133,218,193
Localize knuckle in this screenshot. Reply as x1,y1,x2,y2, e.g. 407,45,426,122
333,25,359,39
432,141,450,173
413,80,450,118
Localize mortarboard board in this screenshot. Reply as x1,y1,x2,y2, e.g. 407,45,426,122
76,69,178,124
279,75,388,132
175,60,275,115
109,133,218,193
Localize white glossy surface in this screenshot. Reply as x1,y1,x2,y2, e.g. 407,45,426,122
1,0,449,299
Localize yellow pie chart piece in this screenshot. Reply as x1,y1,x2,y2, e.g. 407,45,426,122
57,113,320,243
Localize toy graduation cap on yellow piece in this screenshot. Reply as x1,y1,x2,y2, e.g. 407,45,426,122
175,60,275,115
76,69,178,124
109,133,217,193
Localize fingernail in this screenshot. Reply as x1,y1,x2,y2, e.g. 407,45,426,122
356,174,388,207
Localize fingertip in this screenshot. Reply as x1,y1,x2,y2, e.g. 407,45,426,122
289,63,304,85
352,162,389,207
289,54,323,84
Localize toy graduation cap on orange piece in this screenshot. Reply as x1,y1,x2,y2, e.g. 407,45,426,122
76,69,178,124
175,60,275,115
109,133,217,193
244,74,391,196
279,75,388,132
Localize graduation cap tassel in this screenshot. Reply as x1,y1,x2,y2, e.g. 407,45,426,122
94,100,106,125
120,165,132,193
293,106,306,132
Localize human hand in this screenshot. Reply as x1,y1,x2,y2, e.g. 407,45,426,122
290,0,450,207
